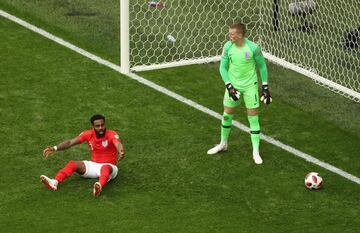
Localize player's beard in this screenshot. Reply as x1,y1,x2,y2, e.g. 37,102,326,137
95,128,106,138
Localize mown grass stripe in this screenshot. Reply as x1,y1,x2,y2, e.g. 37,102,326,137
1,9,358,185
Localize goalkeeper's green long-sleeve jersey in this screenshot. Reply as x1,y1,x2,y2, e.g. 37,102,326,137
219,39,268,90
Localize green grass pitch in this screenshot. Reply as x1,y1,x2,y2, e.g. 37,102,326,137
0,1,359,232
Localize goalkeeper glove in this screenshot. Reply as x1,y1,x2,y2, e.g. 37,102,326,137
225,83,240,101
260,84,272,104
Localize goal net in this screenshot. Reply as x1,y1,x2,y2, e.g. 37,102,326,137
121,0,360,102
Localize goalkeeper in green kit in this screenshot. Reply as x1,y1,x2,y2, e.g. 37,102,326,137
207,23,272,164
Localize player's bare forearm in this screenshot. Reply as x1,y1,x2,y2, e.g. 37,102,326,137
56,139,76,151
43,137,81,158
115,141,125,160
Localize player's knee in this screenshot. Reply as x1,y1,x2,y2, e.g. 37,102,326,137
247,108,259,116
66,160,79,171
100,165,112,174
224,106,236,114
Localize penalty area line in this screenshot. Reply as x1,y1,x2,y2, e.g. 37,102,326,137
1,9,359,185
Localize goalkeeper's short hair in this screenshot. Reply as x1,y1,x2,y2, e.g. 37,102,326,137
229,22,246,36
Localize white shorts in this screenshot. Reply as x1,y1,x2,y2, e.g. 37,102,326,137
81,161,118,181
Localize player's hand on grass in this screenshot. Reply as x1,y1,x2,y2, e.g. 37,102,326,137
43,146,55,158
118,150,125,161
260,84,272,104
225,82,240,101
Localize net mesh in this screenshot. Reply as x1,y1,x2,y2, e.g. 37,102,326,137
128,0,360,102
129,0,261,67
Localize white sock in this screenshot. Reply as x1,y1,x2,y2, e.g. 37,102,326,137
220,140,227,146
53,179,59,186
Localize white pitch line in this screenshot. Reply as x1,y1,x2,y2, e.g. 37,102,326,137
1,9,359,185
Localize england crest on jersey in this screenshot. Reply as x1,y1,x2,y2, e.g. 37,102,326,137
102,140,108,147
245,51,251,60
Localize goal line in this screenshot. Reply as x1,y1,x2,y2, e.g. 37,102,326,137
131,54,360,102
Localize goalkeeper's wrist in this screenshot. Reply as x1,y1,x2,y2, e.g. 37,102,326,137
53,146,58,151
225,82,232,88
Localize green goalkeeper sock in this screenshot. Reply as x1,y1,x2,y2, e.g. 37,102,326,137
247,115,260,152
221,112,234,144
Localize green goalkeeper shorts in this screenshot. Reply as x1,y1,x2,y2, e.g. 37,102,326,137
223,84,260,109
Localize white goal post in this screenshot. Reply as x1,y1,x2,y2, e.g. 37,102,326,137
120,0,360,102
120,0,130,74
